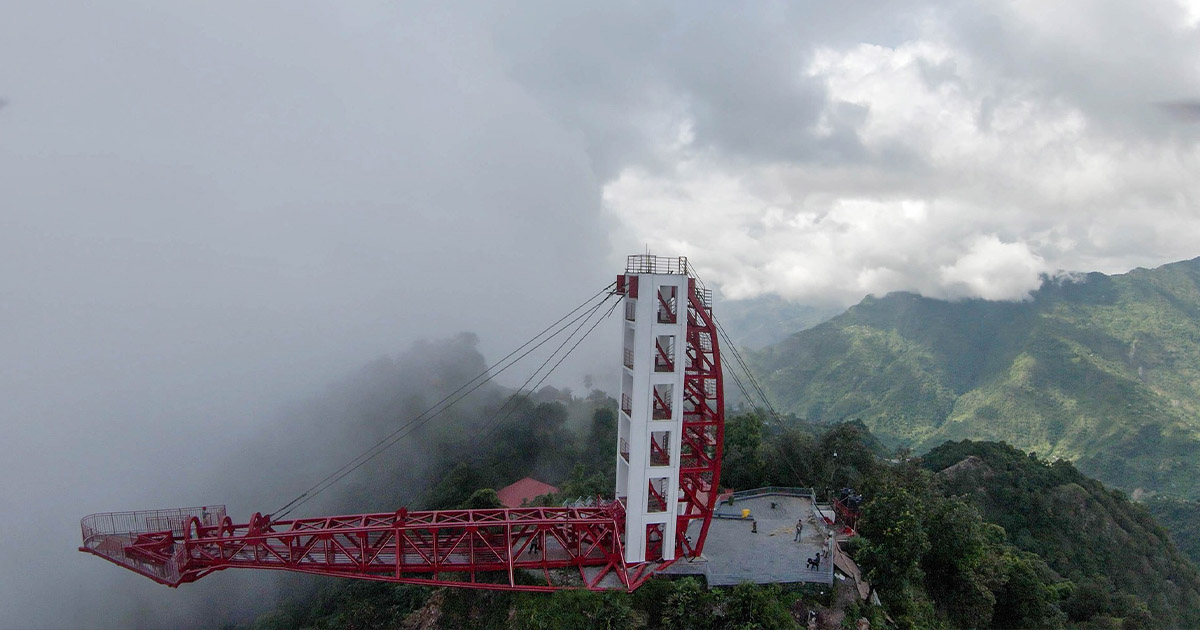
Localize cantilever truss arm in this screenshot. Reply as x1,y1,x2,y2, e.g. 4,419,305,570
81,503,672,592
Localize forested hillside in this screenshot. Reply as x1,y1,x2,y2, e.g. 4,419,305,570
753,257,1200,499
922,441,1200,628
234,400,1200,629
201,287,1200,629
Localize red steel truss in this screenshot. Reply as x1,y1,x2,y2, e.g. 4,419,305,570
81,265,724,592
81,503,646,591
673,278,724,560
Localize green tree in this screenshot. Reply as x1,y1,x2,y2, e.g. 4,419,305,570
560,463,608,499
724,582,797,629
723,412,767,489
762,428,818,487
425,462,489,509
921,498,995,628
818,420,880,494
857,486,930,603
662,578,720,630
988,550,1067,630
461,488,502,509
514,590,633,630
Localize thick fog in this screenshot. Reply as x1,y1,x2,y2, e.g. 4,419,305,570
0,4,616,628
5,2,1200,628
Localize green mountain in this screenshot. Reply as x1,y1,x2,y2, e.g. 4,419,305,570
753,257,1200,499
1144,495,1200,566
922,440,1200,628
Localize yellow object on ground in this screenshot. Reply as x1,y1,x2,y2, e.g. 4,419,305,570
741,508,751,518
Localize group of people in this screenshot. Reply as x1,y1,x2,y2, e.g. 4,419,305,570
795,517,826,570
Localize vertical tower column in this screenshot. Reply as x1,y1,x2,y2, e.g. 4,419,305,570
615,257,690,563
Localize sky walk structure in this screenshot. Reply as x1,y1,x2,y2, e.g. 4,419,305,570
80,255,727,592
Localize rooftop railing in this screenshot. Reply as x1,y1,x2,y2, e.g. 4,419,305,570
626,254,689,275
623,255,713,310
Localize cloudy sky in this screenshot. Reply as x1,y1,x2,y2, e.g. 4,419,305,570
4,1,1200,627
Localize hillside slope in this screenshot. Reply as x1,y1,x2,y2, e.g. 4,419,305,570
754,257,1200,498
923,441,1200,627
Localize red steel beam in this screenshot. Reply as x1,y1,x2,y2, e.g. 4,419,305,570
83,505,640,592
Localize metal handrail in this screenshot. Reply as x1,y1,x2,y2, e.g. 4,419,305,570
81,506,226,539
623,255,713,312
729,487,814,500
80,506,227,586
623,255,712,308
626,254,688,275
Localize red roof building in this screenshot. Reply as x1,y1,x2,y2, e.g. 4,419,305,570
496,477,559,508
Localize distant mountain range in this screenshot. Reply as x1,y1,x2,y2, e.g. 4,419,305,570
752,257,1200,500
717,294,842,349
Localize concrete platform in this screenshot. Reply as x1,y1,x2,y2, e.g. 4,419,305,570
662,491,834,586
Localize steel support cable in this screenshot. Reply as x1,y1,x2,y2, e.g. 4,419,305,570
466,292,617,451
715,322,771,410
708,317,811,485
722,352,759,415
706,318,760,411
712,317,784,426
402,293,617,509
274,288,615,519
679,264,784,425
274,288,615,520
271,282,617,519
710,319,811,485
469,292,622,452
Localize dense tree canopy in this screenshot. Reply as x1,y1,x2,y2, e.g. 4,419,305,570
237,382,1200,629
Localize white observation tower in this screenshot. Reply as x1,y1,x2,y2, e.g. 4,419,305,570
615,255,724,565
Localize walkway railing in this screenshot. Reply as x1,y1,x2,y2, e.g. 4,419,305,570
80,506,227,586
81,506,225,539
728,487,815,501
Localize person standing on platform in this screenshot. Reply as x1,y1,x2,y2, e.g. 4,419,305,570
794,518,803,542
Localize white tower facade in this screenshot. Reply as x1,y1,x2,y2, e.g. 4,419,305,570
615,256,690,563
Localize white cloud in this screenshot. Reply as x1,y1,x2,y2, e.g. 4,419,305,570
1181,0,1200,28
588,2,1200,305
939,236,1046,300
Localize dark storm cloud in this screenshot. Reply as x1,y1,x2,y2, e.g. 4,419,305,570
940,0,1200,141
487,1,936,175
1158,100,1200,122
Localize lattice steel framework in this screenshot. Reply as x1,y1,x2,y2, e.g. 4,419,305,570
675,276,725,559
81,504,656,590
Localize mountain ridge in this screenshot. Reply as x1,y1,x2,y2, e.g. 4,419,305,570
754,256,1200,499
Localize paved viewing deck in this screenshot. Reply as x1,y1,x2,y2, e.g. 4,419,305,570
662,490,834,586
